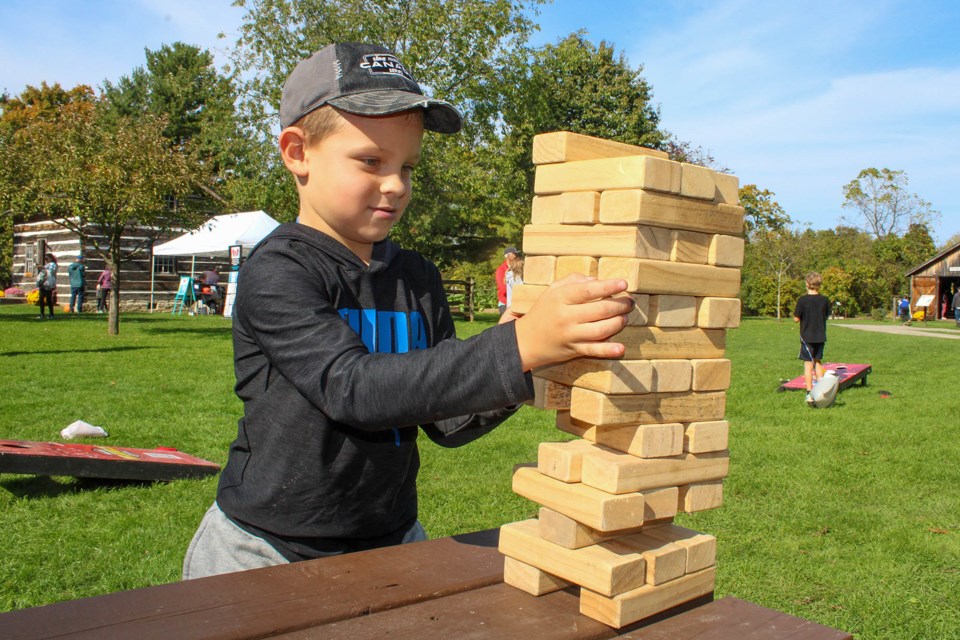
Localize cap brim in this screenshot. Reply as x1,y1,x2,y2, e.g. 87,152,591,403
328,91,462,134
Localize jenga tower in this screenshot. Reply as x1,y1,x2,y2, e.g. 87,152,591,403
498,132,743,628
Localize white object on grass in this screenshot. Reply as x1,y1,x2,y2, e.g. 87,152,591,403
60,420,109,439
809,373,839,408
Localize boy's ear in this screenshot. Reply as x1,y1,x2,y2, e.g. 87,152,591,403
279,127,310,178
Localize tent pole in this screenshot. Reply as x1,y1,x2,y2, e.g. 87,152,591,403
149,249,156,313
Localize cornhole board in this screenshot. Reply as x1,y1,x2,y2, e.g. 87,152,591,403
778,363,872,392
0,440,220,481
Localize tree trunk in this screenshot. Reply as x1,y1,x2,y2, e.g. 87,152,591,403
108,286,120,335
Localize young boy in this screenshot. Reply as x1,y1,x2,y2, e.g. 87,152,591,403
183,42,634,578
793,272,831,405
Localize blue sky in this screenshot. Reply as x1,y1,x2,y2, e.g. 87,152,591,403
2,0,957,243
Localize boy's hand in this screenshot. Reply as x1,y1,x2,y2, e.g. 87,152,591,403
512,274,632,372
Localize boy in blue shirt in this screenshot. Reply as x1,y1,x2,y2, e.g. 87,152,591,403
183,42,633,578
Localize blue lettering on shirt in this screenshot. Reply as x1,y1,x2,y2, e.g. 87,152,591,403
337,308,427,353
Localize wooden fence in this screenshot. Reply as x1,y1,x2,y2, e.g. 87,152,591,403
443,277,475,321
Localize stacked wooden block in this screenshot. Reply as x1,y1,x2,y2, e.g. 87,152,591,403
498,131,743,628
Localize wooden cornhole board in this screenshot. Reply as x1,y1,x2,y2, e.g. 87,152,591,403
778,363,872,392
0,439,219,481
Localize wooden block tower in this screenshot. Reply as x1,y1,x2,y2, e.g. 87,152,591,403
498,131,743,628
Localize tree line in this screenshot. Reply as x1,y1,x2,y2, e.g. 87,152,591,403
0,0,949,332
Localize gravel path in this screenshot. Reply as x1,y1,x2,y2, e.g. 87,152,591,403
833,323,960,340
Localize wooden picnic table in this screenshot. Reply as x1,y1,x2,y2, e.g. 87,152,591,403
1,528,852,639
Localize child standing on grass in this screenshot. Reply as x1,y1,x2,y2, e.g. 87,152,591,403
182,42,633,579
793,272,830,405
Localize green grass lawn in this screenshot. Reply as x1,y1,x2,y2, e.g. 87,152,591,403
1,304,958,638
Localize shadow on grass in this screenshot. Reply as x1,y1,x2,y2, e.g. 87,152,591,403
1,475,154,499
0,346,158,357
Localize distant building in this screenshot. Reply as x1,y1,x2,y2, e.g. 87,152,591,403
11,217,230,310
905,240,960,320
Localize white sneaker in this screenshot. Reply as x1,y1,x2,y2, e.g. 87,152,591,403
805,393,814,406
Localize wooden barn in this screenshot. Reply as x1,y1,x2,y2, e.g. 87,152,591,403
11,217,230,311
905,239,960,320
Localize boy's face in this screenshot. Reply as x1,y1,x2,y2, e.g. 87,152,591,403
295,109,424,262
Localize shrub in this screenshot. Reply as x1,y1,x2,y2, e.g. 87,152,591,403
26,289,40,305
4,287,26,297
870,307,887,321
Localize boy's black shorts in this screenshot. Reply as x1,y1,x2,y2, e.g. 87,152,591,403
798,341,824,361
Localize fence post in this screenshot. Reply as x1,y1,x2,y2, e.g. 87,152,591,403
467,276,475,322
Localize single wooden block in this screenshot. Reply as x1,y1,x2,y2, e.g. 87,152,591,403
571,388,726,426
523,224,672,259
502,556,571,596
534,156,681,195
593,422,684,458
679,163,716,200
684,420,730,453
537,439,595,482
530,376,572,410
538,507,642,549
648,296,696,328
641,524,717,573
532,131,668,164
599,189,745,236
561,191,601,224
580,448,730,494
555,411,597,440
522,255,556,285
531,192,601,225
690,358,731,391
624,293,650,326
670,230,711,265
555,255,599,280
696,297,741,328
580,567,716,628
614,327,726,360
512,466,647,532
708,234,745,267
507,283,546,315
606,534,687,585
713,172,740,204
498,519,646,597
678,480,724,512
598,257,741,297
636,486,680,521
536,359,654,395
650,359,693,393
531,195,564,225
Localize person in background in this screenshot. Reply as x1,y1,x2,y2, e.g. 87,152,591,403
505,253,524,310
68,255,87,313
793,272,830,406
96,266,113,313
201,268,221,314
37,252,58,320
898,296,911,324
953,287,960,322
495,247,518,316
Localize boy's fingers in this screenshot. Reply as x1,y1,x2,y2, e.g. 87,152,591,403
552,277,628,305
572,340,626,359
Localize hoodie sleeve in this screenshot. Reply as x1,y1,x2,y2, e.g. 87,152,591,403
234,237,533,433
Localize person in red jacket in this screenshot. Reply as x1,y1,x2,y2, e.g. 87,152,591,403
495,246,518,315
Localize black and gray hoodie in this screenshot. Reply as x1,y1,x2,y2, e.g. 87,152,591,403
216,223,533,560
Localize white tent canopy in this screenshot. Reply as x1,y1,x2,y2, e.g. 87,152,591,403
150,211,280,311
153,210,279,257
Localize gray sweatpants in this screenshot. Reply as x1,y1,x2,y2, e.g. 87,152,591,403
182,502,427,580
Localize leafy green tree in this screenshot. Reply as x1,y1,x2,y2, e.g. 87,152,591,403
739,184,791,239
101,42,247,208
841,167,940,239
1,96,207,334
820,265,856,317
0,84,97,286
741,228,803,319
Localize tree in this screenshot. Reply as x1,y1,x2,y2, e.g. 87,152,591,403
741,228,803,319
841,167,940,239
0,94,207,334
739,184,791,239
101,42,247,208
0,83,98,286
